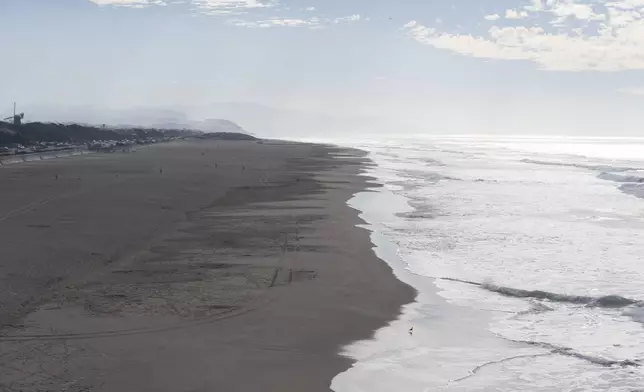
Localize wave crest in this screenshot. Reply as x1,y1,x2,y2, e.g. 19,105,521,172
481,282,639,308
598,172,644,183
439,277,640,308
520,159,635,172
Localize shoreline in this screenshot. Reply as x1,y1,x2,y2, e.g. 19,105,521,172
329,144,569,391
0,140,414,391
332,175,509,391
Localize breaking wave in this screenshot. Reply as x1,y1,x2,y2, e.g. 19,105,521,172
399,170,459,183
619,183,644,197
510,339,641,368
520,159,637,172
597,172,644,183
522,159,644,200
482,283,639,308
439,277,641,308
417,157,445,166
439,280,643,368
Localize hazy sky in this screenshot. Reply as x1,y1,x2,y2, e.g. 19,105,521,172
3,0,644,135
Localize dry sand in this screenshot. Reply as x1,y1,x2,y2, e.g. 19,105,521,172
0,140,414,392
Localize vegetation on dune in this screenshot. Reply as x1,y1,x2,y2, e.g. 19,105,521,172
196,132,258,141
0,121,198,145
0,119,258,150
0,127,29,146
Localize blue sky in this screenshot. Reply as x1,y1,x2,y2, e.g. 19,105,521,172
3,0,644,135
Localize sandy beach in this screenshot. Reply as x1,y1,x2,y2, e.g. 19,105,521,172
0,139,414,392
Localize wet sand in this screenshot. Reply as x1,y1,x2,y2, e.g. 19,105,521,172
0,140,415,391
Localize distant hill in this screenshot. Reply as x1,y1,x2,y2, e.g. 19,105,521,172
199,119,250,134
152,118,252,135
22,105,253,136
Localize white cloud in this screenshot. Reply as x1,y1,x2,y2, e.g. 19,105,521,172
89,0,166,6
525,0,545,12
231,14,363,29
231,18,313,27
403,0,644,71
89,0,274,13
484,14,501,21
89,0,363,29
334,14,361,23
193,0,275,15
505,9,528,19
549,2,605,24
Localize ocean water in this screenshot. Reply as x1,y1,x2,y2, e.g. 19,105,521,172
327,135,644,391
